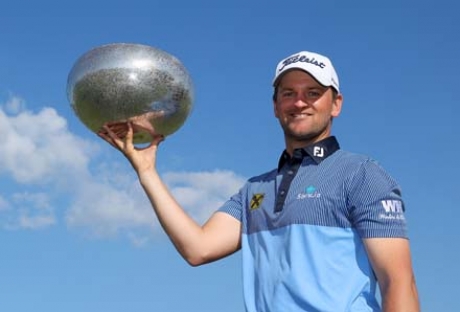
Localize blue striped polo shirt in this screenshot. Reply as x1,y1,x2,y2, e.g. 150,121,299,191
218,136,407,312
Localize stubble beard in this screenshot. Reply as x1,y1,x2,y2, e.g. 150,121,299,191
281,120,331,147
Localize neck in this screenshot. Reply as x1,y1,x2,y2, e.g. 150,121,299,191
285,133,331,156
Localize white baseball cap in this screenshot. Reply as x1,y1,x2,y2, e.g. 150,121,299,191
272,51,340,92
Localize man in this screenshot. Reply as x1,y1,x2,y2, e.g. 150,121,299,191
99,51,420,311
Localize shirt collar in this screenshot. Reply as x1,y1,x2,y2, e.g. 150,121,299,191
277,136,340,171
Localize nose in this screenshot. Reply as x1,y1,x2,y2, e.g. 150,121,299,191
293,95,309,108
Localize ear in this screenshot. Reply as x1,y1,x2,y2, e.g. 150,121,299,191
331,93,343,118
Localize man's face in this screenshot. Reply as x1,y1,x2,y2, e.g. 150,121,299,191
273,70,342,149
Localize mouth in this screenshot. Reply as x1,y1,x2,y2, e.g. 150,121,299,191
290,112,312,119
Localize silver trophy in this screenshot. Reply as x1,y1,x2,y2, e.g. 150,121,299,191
67,43,194,143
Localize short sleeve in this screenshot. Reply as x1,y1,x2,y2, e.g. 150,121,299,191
347,159,408,239
218,187,244,222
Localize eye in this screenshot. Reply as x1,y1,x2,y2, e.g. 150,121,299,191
306,90,321,98
281,90,295,98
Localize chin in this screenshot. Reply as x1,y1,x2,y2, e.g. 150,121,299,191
286,132,315,142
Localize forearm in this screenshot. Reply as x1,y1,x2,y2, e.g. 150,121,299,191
98,124,225,264
138,169,208,265
380,275,420,312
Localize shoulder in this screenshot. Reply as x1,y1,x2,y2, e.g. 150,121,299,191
325,149,379,173
247,168,278,184
332,149,373,164
330,149,389,172
328,150,399,187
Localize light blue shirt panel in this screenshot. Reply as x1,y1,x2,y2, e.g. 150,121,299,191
241,225,380,312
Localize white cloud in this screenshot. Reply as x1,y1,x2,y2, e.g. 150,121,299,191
17,214,55,229
0,97,97,184
66,178,154,237
2,191,56,229
0,95,247,242
4,96,25,114
65,168,246,237
163,170,246,222
12,192,51,209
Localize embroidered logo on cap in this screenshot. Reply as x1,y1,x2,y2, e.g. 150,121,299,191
279,54,326,72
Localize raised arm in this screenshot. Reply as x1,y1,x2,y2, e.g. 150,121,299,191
98,122,242,266
363,238,420,312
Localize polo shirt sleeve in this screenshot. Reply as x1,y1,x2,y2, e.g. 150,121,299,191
218,186,244,222
347,159,408,239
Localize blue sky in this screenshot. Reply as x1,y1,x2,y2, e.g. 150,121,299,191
0,0,458,311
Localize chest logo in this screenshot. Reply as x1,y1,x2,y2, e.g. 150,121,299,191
250,193,265,210
296,185,321,199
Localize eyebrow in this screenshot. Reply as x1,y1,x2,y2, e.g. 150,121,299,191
278,85,325,91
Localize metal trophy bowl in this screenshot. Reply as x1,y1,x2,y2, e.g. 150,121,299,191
67,43,194,143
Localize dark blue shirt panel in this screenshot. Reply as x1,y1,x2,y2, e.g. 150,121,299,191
219,149,408,238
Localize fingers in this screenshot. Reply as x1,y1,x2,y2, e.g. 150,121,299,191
124,121,134,143
97,122,133,151
97,121,165,152
128,122,165,148
99,122,129,138
97,127,119,149
151,134,165,146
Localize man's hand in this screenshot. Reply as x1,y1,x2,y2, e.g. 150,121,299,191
97,121,164,174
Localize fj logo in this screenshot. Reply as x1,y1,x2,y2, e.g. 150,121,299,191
313,147,324,157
